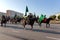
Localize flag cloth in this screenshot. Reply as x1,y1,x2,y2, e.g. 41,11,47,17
25,6,29,16
26,6,29,12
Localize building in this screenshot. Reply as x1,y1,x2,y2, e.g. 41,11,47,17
6,10,23,18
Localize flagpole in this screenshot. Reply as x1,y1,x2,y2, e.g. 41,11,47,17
25,11,27,16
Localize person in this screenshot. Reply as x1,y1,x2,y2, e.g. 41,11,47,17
27,13,34,24
22,15,28,26
6,16,10,21
39,14,44,23
44,15,46,19
43,15,47,22
36,16,39,19
36,16,39,23
14,14,17,20
28,13,33,19
1,15,6,21
1,15,6,26
33,14,36,18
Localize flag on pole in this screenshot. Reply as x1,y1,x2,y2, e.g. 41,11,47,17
25,6,29,16
26,6,29,12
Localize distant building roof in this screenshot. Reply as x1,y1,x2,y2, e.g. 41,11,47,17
6,10,23,17
6,10,23,14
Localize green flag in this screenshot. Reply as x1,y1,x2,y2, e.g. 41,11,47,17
25,6,29,16
26,6,28,12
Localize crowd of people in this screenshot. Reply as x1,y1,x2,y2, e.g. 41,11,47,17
0,13,53,29
23,13,47,23
22,13,52,29
0,13,47,25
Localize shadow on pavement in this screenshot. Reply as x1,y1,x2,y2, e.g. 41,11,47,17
2,25,60,34
5,25,24,29
32,29,60,34
5,25,32,30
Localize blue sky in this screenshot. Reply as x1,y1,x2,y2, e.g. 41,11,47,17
0,0,60,17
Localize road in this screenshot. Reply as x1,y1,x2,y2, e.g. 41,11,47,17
0,23,60,40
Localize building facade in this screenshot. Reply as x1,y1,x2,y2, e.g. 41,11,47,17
6,10,23,18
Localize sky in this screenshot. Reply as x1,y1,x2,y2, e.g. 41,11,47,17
0,0,60,17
